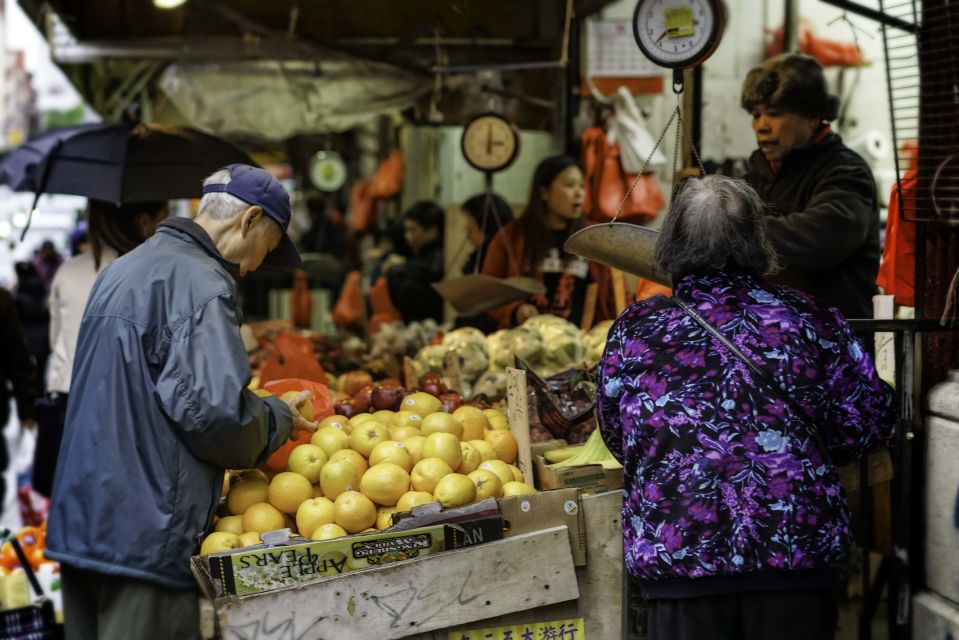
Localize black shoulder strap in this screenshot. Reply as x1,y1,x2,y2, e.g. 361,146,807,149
669,296,831,463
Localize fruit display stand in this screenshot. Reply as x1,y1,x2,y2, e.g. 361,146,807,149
207,524,579,639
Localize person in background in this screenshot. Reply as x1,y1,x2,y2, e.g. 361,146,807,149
33,200,170,498
482,155,617,329
460,192,513,275
741,53,880,319
451,193,514,333
384,201,446,324
597,176,896,640
13,262,50,393
68,220,90,256
0,286,39,517
300,195,347,261
30,240,63,293
45,165,317,639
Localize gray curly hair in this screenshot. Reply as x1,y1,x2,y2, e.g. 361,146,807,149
654,175,781,280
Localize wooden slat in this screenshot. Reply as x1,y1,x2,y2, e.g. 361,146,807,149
216,526,579,640
431,491,625,640
506,367,535,486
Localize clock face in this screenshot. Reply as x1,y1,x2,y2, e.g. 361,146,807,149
461,114,521,173
309,151,347,192
632,0,725,69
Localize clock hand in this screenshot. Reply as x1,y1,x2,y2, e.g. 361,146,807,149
487,124,493,154
655,30,667,44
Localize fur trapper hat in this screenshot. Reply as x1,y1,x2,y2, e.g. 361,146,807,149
741,53,839,121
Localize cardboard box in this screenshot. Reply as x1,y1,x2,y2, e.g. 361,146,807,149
196,525,451,598
499,488,587,566
389,497,504,548
534,454,623,495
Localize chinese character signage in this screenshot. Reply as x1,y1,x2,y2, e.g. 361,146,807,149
451,617,585,640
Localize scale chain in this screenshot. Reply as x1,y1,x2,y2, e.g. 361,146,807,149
611,105,680,223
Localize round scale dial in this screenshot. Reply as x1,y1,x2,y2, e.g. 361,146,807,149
308,151,347,192
632,0,725,70
461,113,521,173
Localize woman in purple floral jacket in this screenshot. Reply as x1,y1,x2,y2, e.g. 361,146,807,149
597,175,896,639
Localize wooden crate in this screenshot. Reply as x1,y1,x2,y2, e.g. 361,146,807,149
213,526,578,639
411,490,624,640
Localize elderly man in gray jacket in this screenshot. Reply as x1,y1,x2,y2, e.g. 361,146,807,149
45,164,316,640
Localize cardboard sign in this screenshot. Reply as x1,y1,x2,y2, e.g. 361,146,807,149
505,367,535,486
451,617,585,640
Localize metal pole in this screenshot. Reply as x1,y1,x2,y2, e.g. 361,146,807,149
783,0,800,52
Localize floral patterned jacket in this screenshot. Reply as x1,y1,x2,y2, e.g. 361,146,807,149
597,270,896,595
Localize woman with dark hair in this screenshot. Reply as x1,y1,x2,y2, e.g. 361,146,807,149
482,155,616,329
13,261,51,392
35,199,168,497
383,201,446,324
741,53,880,319
597,175,896,639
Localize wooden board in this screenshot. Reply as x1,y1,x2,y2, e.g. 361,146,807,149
430,490,624,640
216,526,579,640
505,367,535,486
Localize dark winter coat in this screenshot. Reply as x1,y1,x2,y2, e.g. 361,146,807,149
746,131,880,319
45,218,293,589
386,239,445,323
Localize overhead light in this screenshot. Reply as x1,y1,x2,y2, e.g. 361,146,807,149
11,211,28,228
0,220,11,239
154,0,187,8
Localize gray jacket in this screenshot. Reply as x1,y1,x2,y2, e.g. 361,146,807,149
45,217,293,589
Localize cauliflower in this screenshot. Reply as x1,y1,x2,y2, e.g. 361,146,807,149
487,328,544,369
583,320,614,367
416,344,447,374
471,369,507,400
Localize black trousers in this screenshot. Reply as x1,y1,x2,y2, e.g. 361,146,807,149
32,393,67,497
647,590,838,640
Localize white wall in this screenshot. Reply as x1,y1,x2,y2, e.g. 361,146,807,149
595,0,896,201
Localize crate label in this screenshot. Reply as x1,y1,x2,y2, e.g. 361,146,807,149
450,617,585,640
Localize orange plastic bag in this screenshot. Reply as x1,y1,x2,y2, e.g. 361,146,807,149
261,378,332,473
332,270,365,329
368,275,402,334
350,178,374,235
257,332,326,387
368,150,404,199
766,23,865,67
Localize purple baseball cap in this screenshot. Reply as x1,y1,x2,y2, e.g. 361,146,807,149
202,164,301,269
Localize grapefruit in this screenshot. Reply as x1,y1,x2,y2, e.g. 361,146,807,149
286,444,328,483
333,491,377,533
422,432,462,470
320,458,358,500
349,421,390,458
400,435,426,464
280,390,314,421
242,502,286,534
268,472,314,514
401,392,442,417
453,406,490,441
311,523,348,540
433,473,477,508
376,506,398,530
330,449,369,477
458,442,481,474
239,531,261,547
396,491,436,512
478,460,514,486
369,441,413,472
200,532,241,555
420,412,464,440
318,414,352,434
359,463,411,506
468,439,498,462
468,469,504,500
410,458,453,494
227,479,269,515
296,497,335,537
485,430,518,464
213,515,244,536
311,427,350,457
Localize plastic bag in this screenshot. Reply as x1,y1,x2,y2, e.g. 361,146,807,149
609,86,666,173
261,378,333,474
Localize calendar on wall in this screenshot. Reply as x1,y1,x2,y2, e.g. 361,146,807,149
585,20,662,78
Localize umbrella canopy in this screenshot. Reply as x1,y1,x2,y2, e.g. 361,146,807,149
0,122,254,205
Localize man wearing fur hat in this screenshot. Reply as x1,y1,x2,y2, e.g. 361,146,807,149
742,53,880,319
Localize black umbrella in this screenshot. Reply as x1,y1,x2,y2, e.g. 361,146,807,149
0,121,254,204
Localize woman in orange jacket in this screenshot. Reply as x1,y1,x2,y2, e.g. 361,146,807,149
482,155,617,329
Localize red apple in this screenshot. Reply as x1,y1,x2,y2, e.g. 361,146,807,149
371,384,406,411
333,398,363,419
439,391,463,413
341,370,374,396
350,385,373,413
